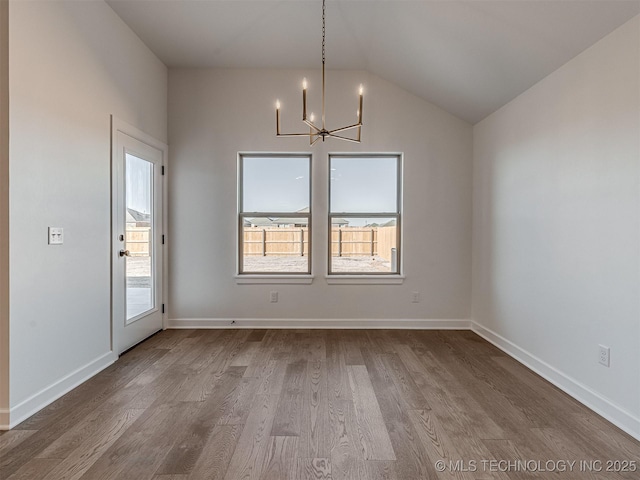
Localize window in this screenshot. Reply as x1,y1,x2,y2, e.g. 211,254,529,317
329,154,401,275
238,154,311,274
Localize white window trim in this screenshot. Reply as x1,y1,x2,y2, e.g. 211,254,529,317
235,275,314,285
325,275,404,285
327,153,403,277
237,152,313,276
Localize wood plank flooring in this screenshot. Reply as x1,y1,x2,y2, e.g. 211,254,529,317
1,329,639,479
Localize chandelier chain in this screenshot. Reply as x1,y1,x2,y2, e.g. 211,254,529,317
322,0,326,65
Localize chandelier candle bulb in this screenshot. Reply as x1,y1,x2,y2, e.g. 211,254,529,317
302,79,307,120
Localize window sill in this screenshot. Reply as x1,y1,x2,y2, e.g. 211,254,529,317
325,275,404,285
235,275,314,285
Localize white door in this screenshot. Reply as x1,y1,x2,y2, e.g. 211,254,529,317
112,121,165,354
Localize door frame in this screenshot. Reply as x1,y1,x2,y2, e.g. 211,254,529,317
111,116,168,354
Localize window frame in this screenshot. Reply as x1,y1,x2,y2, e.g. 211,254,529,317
327,153,403,276
237,152,313,276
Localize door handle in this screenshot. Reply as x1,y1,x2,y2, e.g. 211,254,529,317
119,249,131,257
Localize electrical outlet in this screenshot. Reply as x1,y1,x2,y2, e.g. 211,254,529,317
48,227,64,245
598,345,610,367
411,291,420,303
270,291,278,303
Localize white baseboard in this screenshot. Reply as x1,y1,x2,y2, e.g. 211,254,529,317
471,321,640,441
167,318,471,330
5,351,117,430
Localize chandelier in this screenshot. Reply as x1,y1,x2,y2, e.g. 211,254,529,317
275,0,363,145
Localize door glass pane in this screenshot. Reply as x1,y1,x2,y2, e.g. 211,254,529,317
125,153,154,321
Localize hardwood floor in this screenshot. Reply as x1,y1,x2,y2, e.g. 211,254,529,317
1,329,639,479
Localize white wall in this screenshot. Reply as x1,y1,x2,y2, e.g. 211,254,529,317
473,16,640,437
8,0,167,423
168,69,472,322
0,0,10,429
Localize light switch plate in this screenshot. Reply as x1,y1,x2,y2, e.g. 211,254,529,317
48,227,64,245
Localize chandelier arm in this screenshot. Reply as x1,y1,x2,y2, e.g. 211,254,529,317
276,133,316,137
327,133,361,143
328,123,362,135
303,120,322,132
311,135,322,146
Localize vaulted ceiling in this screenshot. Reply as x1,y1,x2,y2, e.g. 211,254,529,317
106,0,640,123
